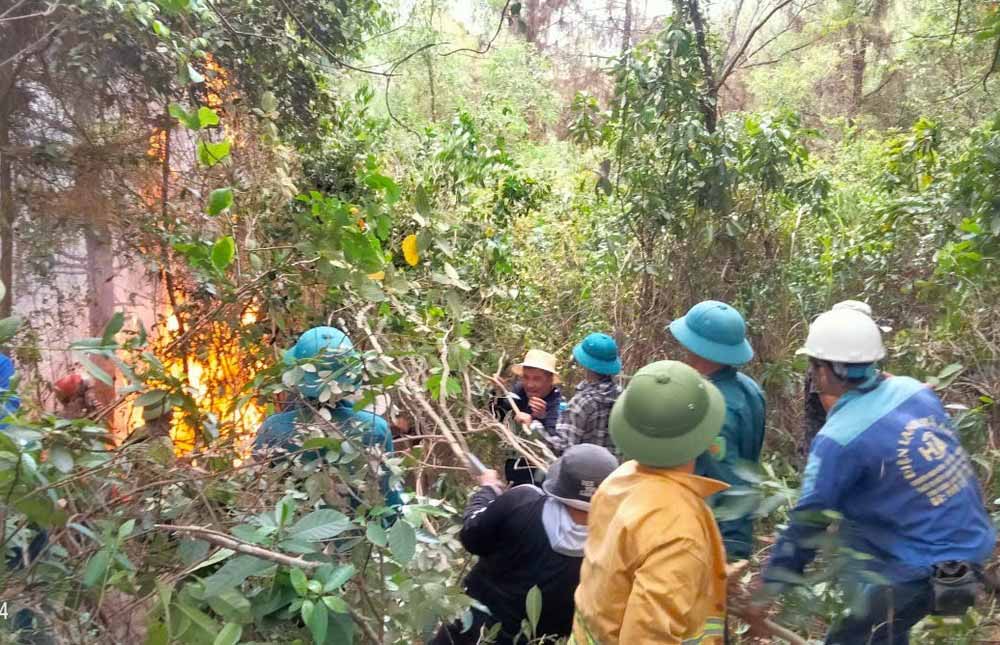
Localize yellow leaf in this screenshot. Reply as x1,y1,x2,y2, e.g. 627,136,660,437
367,271,385,281
402,234,420,267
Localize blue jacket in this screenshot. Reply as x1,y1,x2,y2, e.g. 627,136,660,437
0,354,21,423
254,400,401,507
766,376,996,585
695,367,766,559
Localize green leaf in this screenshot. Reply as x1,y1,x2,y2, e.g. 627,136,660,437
322,595,349,614
526,585,542,635
290,568,309,596
365,522,387,547
207,587,252,624
414,184,431,217
198,107,220,128
83,548,112,588
145,621,169,645
0,316,22,343
324,564,355,592
211,236,236,272
387,519,416,565
16,495,67,528
208,188,234,216
100,312,125,346
288,509,352,542
49,445,74,474
169,103,201,129
78,355,113,386
135,389,168,407
328,608,355,644
157,0,190,15
363,172,400,204
307,600,329,644
213,623,242,645
201,555,275,597
187,63,205,84
118,519,136,540
175,599,220,642
197,140,231,167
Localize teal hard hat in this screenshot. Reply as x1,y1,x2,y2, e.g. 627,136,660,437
668,300,753,366
283,326,357,398
572,332,622,376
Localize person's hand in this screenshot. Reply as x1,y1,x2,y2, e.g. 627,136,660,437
514,411,533,426
478,469,503,493
528,396,547,419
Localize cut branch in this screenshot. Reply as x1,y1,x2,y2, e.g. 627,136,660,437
716,0,795,90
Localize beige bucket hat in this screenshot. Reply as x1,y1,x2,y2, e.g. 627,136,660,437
511,349,561,384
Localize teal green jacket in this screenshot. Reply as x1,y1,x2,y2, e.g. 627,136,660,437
694,367,766,559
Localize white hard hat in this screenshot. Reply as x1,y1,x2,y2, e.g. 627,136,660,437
797,308,886,363
832,300,872,317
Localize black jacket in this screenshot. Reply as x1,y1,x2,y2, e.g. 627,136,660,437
459,485,580,644
491,383,562,432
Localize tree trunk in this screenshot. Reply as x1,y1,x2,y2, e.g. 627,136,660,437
848,24,868,117
85,220,117,408
0,122,13,319
686,0,718,132
621,0,633,53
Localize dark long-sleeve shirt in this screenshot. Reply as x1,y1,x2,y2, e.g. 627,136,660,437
491,383,562,434
459,485,581,644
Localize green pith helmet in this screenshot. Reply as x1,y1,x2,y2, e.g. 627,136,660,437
610,360,725,468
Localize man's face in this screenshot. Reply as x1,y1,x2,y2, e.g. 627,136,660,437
521,366,554,399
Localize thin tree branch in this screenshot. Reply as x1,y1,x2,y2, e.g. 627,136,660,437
716,0,795,90
275,0,392,77
154,524,320,568
985,36,1000,89
861,69,899,102
438,0,511,57
950,0,962,48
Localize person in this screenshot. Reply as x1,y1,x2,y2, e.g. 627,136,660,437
750,307,996,645
668,300,765,560
548,333,622,455
492,349,562,486
53,372,100,419
571,361,728,644
431,444,619,645
0,352,21,423
254,326,402,508
800,300,873,460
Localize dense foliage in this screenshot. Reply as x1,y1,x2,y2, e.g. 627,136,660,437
1,0,998,643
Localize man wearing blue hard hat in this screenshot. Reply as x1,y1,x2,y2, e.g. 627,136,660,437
254,326,402,508
548,333,622,455
668,300,765,560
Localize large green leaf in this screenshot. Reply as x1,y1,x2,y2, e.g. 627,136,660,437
307,600,329,644
198,107,220,128
101,311,125,346
288,509,353,542
341,230,383,273
201,555,275,597
211,236,236,272
78,355,113,386
169,103,201,129
49,445,74,474
207,188,233,216
387,519,416,565
290,568,309,596
365,522,387,547
145,621,169,645
83,548,112,588
526,585,542,635
328,607,355,644
207,588,251,625
197,140,231,167
0,316,22,344
213,623,242,645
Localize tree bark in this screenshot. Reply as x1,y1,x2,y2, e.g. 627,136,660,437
621,0,633,53
0,119,13,319
85,219,117,408
686,0,717,132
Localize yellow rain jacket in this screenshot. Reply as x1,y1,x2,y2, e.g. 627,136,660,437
571,462,728,644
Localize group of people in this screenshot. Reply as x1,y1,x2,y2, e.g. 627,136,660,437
250,300,996,645
432,300,996,645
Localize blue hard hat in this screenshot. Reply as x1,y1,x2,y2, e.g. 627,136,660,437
572,332,622,376
668,301,753,366
283,326,357,398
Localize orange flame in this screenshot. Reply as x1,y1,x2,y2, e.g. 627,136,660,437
128,304,266,459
